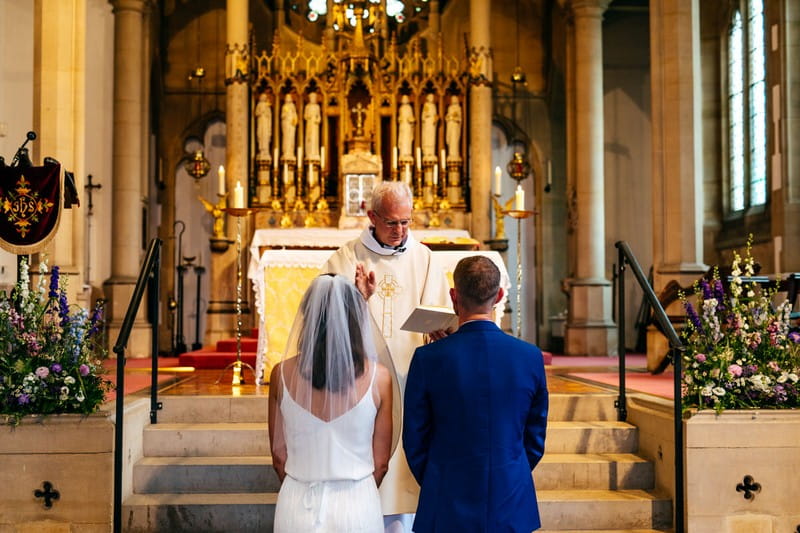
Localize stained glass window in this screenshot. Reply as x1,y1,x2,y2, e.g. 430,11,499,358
727,0,767,214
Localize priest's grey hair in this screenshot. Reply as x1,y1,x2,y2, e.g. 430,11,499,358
370,181,413,212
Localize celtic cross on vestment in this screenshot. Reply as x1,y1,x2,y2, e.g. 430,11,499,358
378,274,401,338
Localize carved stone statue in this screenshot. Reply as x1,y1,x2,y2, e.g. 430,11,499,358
304,92,321,159
255,93,272,159
445,95,462,160
397,95,415,159
421,93,438,159
281,93,298,160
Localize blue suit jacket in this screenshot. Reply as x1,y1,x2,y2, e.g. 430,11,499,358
403,320,548,533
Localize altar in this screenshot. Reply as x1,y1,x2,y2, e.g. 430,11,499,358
248,228,510,383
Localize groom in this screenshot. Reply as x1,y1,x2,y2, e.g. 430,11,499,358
403,255,549,532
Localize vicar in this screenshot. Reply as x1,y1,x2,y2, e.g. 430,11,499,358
325,180,450,533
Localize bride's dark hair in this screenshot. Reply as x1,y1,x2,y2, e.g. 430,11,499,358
298,274,367,392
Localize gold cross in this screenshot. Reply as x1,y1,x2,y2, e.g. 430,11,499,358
378,274,401,338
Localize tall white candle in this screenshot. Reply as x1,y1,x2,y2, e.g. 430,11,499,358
392,146,398,170
440,149,446,170
284,163,289,183
416,147,421,170
494,166,502,195
320,146,326,171
433,165,438,186
233,180,245,208
404,165,411,185
218,166,226,196
515,184,524,211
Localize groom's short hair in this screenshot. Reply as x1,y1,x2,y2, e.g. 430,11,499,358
453,256,500,309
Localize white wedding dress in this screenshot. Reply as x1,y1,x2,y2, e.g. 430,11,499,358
273,364,383,532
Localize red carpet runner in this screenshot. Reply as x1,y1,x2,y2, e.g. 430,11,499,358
178,329,259,369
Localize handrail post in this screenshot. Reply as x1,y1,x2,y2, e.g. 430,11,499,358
615,248,627,421
614,241,684,533
112,238,162,533
150,244,162,424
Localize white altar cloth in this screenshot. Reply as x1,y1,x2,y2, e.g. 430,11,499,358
249,242,510,384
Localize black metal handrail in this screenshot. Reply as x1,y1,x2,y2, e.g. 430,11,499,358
615,241,684,533
112,238,162,533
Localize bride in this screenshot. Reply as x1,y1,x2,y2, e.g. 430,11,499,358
269,274,397,532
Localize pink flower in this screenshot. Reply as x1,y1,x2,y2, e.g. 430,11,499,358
79,364,90,377
35,366,49,379
728,364,743,378
695,353,707,363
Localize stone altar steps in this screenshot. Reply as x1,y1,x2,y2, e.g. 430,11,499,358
122,392,673,532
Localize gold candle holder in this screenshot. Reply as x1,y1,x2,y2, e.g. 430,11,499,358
502,209,536,338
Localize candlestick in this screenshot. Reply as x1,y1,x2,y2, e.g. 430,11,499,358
308,162,314,186
547,159,552,186
297,146,303,164
320,146,326,171
273,148,278,170
515,184,524,211
284,163,289,184
416,147,421,170
218,166,226,196
494,166,502,196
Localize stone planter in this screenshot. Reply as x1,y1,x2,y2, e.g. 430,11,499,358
684,409,800,532
0,412,114,532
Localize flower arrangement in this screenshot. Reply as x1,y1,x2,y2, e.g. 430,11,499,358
0,258,111,424
681,239,800,412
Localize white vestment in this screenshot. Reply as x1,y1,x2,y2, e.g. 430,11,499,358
324,228,450,515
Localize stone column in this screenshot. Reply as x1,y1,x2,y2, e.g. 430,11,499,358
33,0,86,307
104,0,150,358
429,0,441,35
206,0,250,346
468,0,492,244
564,0,617,356
647,0,706,369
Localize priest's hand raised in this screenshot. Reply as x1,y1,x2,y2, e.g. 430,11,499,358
355,263,376,300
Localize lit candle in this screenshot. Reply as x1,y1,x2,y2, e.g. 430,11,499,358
218,166,226,196
494,166,502,196
440,149,446,170
273,148,278,170
233,180,245,208
433,165,438,186
515,184,524,211
392,146,398,170
416,147,421,170
320,146,326,171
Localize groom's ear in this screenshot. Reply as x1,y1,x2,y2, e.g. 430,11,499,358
449,288,459,314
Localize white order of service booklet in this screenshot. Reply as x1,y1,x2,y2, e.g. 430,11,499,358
400,305,458,333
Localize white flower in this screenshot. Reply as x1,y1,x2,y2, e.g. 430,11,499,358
64,376,75,385
75,390,85,403
701,386,714,397
712,387,726,397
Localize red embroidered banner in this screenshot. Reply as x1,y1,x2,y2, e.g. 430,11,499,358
0,162,62,254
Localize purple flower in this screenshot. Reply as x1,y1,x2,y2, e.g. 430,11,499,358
35,366,49,379
50,363,62,373
49,266,60,299
728,364,743,377
89,303,104,336
59,292,69,325
695,353,707,363
17,393,30,405
789,331,800,343
684,301,703,331
714,279,726,302
700,279,713,300
79,364,90,377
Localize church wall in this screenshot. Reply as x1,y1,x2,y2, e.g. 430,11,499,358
0,0,34,291
603,7,652,351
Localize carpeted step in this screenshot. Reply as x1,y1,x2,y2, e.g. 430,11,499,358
216,337,259,352
178,351,258,370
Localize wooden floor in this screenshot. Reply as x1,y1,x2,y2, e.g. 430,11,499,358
155,364,614,397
